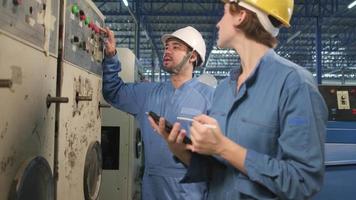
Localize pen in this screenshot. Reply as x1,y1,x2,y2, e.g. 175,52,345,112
177,116,217,129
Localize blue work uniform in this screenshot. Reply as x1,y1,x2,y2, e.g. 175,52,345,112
181,49,328,199
102,55,214,200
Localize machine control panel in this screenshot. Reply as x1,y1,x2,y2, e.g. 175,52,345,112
319,85,356,121
0,0,59,54
63,0,105,75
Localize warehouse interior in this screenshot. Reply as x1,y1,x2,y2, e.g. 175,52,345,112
0,0,356,200
94,0,356,83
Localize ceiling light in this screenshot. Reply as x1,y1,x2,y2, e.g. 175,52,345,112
348,1,356,9
122,0,128,7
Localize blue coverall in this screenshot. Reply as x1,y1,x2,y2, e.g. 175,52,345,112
181,49,328,200
102,54,214,200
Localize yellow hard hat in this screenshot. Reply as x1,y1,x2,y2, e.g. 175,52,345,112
242,0,294,27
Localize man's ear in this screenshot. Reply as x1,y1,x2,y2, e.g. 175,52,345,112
189,51,198,65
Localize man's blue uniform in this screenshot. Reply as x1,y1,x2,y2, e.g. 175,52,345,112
102,54,214,200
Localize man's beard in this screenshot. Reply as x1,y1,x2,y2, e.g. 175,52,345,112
162,63,184,75
162,52,193,75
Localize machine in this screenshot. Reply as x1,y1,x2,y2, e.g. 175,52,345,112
0,0,59,199
100,48,143,200
314,85,356,200
55,0,105,199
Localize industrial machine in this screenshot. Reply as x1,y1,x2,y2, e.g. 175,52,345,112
0,0,59,199
319,85,356,121
55,0,105,199
100,48,143,200
314,85,356,200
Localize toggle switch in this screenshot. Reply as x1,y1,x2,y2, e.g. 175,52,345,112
71,36,80,44
79,10,86,21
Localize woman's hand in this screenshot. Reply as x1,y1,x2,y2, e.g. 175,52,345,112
188,114,227,156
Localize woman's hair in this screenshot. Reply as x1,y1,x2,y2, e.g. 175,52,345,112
222,0,279,48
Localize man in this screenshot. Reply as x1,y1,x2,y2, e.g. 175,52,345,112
102,26,214,200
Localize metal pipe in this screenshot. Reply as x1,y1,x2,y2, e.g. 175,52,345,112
99,103,111,108
0,79,12,88
76,95,93,102
46,94,69,108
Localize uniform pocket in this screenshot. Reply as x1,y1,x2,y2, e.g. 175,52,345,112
236,118,279,153
241,117,278,130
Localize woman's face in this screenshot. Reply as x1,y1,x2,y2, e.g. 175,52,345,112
216,3,239,49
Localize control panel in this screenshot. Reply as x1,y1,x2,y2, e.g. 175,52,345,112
63,0,105,75
0,0,59,54
319,85,356,121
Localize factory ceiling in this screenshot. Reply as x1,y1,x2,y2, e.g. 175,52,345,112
94,0,356,83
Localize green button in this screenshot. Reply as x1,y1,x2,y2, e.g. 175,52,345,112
71,4,79,14
85,17,90,25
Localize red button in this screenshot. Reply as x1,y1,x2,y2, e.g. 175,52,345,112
91,24,96,31
94,26,100,34
80,14,86,21
88,21,94,28
352,109,356,115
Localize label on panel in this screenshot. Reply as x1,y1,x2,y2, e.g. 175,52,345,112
337,91,351,110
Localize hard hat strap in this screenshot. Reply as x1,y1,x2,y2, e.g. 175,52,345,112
170,51,193,74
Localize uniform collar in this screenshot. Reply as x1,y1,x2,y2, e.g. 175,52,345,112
229,49,275,84
168,77,198,91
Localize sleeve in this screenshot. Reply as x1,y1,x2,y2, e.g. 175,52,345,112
102,55,154,116
244,80,328,199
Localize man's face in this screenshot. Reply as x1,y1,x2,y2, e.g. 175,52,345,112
162,38,191,74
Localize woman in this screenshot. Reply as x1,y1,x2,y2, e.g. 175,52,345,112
149,0,328,199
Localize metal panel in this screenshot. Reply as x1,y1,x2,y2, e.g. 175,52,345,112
100,48,143,200
63,0,105,75
0,0,59,55
326,121,356,143
100,106,142,200
0,32,57,200
55,1,105,199
319,85,356,121
56,64,102,200
313,143,356,200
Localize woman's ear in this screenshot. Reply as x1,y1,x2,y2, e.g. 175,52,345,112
234,9,247,26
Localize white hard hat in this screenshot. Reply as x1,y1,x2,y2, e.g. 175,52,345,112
161,26,206,67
